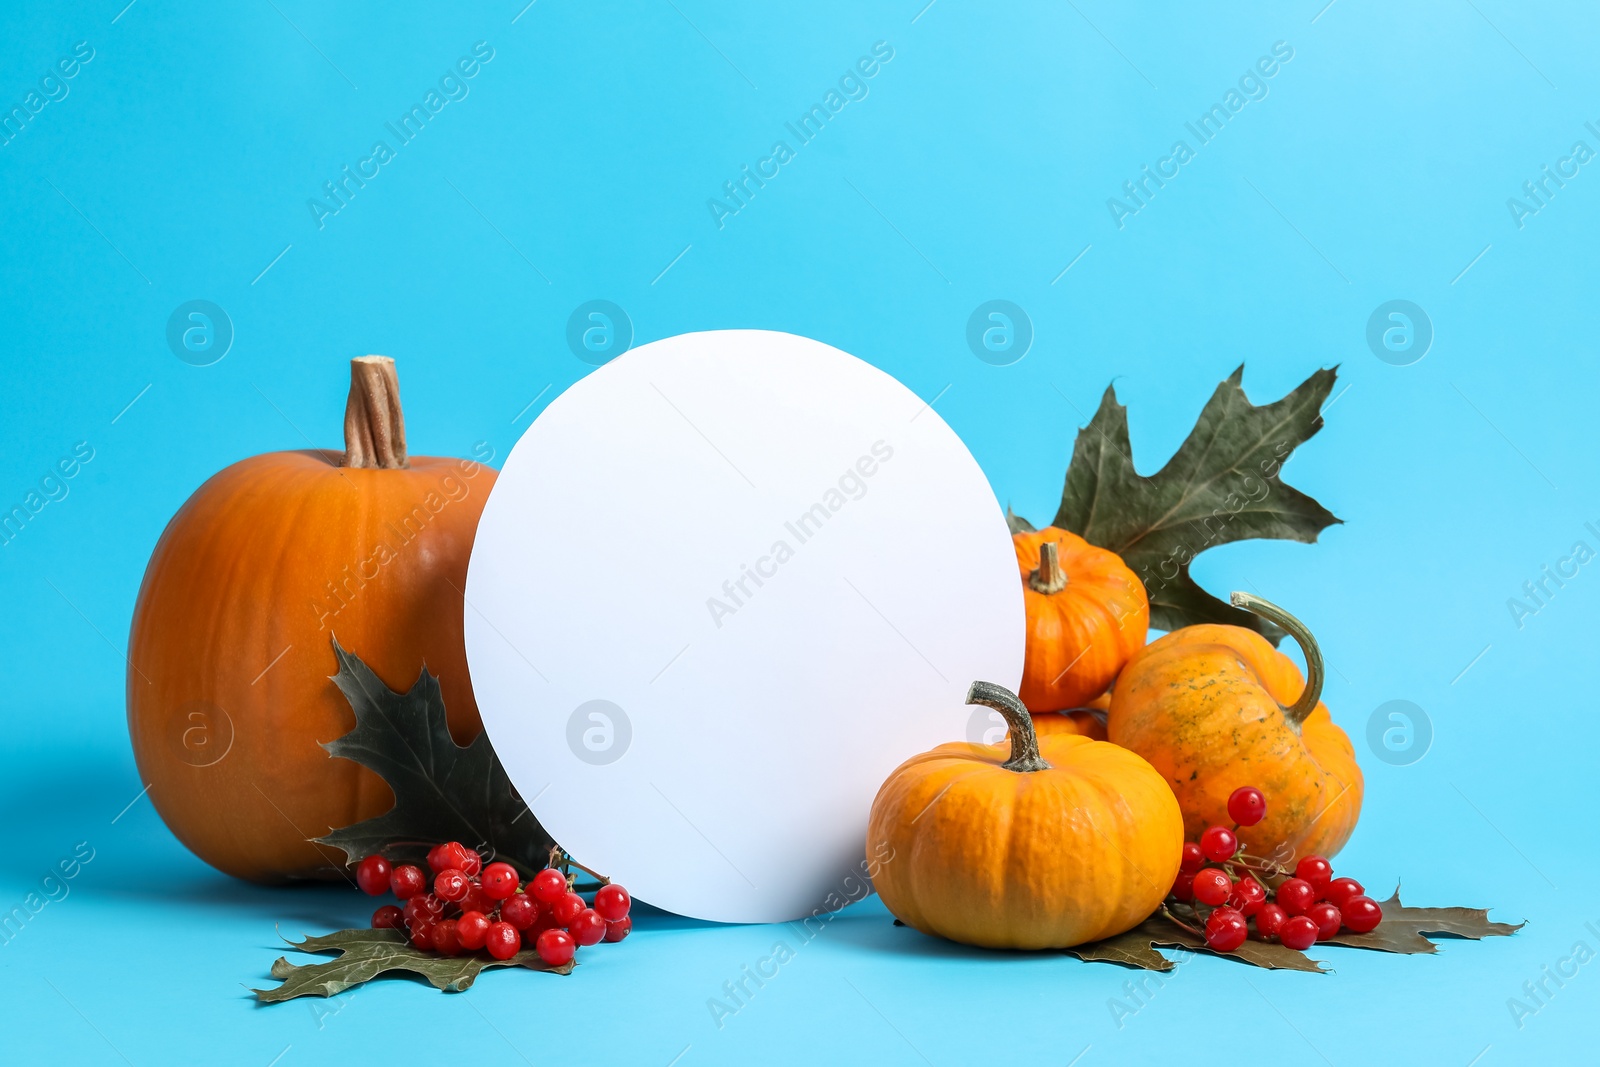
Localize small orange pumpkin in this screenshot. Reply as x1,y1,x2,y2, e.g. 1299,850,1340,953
127,357,492,883
1012,528,1147,713
1032,699,1109,742
1040,688,1113,740
867,681,1182,949
1108,592,1363,864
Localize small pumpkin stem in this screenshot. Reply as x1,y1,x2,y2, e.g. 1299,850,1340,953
342,356,409,469
965,681,1051,772
1029,541,1068,595
1229,592,1324,727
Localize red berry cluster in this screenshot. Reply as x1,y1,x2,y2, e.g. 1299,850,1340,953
354,842,632,967
1168,786,1383,953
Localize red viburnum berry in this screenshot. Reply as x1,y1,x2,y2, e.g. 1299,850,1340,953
1278,915,1318,951
551,891,586,928
457,910,491,951
1324,877,1365,910
1229,875,1267,917
1204,907,1248,952
355,855,391,896
390,864,426,901
1226,787,1266,828
530,868,568,904
1170,870,1196,903
1254,902,1288,939
569,908,606,947
460,883,496,916
404,893,445,927
594,884,631,922
1342,895,1383,934
432,919,462,956
1276,878,1317,916
1294,855,1333,893
1199,825,1238,863
485,921,521,961
501,893,538,931
536,928,576,966
481,862,520,901
427,842,472,875
1192,868,1232,907
1307,902,1342,940
434,869,469,903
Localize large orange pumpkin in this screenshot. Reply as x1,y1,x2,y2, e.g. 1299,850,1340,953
1012,528,1147,713
127,357,493,883
868,681,1182,949
1108,592,1363,865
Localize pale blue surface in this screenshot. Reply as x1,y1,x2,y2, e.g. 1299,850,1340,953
2,1,1596,1063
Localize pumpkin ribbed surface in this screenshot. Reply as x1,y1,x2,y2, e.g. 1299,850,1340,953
868,731,1181,949
127,448,492,882
1012,527,1147,712
1109,620,1363,862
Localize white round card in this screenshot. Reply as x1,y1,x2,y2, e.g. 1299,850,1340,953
464,329,1023,923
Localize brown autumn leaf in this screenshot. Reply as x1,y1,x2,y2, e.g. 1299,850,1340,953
1066,891,1521,972
1010,366,1341,643
1319,888,1525,954
1067,912,1328,973
1064,923,1177,971
313,638,556,873
253,928,573,1002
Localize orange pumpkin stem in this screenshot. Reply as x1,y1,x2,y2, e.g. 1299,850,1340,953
1029,540,1068,595
1229,591,1324,727
966,681,1051,772
343,356,409,469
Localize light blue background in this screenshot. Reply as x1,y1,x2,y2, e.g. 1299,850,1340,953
2,1,1595,1062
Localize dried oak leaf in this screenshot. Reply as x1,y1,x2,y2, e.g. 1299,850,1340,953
1064,923,1175,972
1066,912,1327,973
1319,888,1526,954
313,637,556,872
253,928,572,1001
1067,891,1521,972
1010,366,1340,642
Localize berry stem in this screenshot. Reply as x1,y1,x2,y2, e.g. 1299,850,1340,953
1229,591,1324,727
564,857,611,885
1234,853,1292,879
1160,905,1205,939
547,844,611,886
965,681,1051,772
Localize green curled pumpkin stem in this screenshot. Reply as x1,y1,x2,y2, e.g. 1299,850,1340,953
965,681,1052,773
1229,591,1324,728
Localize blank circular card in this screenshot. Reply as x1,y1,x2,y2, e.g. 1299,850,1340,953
464,330,1023,923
